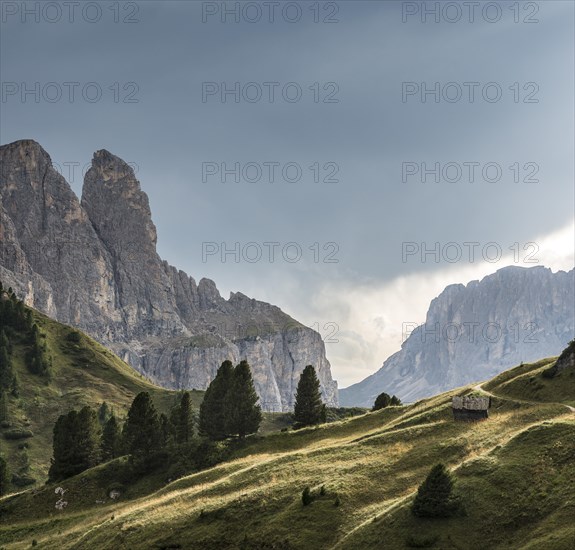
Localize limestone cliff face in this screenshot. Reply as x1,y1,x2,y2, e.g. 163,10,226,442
340,266,575,407
0,140,338,411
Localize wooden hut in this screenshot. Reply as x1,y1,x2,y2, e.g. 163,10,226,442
452,395,490,421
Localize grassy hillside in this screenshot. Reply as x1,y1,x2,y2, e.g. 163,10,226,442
0,305,202,487
1,355,573,549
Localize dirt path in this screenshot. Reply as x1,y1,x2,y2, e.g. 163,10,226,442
331,380,574,549
473,383,575,413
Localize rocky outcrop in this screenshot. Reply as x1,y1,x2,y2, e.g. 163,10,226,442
0,140,338,411
340,266,574,407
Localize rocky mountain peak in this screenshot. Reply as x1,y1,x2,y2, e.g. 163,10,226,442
0,140,52,195
0,141,338,411
90,149,136,182
340,265,574,407
82,148,158,251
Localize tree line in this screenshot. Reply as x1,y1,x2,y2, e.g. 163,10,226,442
47,359,264,481
47,360,328,483
0,281,52,407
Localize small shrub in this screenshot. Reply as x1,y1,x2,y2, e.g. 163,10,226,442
11,473,36,487
194,440,230,470
66,331,82,343
31,540,38,547
302,486,313,506
3,428,33,440
541,366,557,379
334,495,341,507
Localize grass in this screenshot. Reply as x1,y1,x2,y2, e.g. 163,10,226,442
484,357,575,407
1,356,573,549
0,308,200,485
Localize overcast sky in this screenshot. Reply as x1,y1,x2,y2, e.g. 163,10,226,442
1,1,574,387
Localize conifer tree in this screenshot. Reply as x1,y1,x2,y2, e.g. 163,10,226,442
390,395,402,406
199,360,234,440
101,415,121,461
0,331,17,397
49,406,101,481
76,405,102,466
0,454,9,496
159,412,172,447
372,392,402,411
0,346,13,389
98,402,113,426
174,391,194,445
293,365,324,428
0,391,8,422
227,360,262,439
123,392,161,463
412,463,461,518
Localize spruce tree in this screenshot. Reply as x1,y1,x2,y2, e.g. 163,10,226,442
49,406,101,481
293,365,324,428
101,415,121,461
174,391,194,444
76,406,101,467
123,392,161,463
98,402,113,426
390,395,402,406
372,392,391,411
0,454,9,496
49,412,73,481
227,360,262,439
159,412,172,447
412,463,460,518
0,346,13,389
0,391,8,422
199,360,234,440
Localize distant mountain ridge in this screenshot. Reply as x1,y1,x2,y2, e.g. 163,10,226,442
340,265,574,407
0,140,338,411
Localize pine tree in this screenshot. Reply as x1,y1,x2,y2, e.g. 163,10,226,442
372,392,391,411
174,391,194,445
49,406,101,481
412,463,461,518
25,325,50,377
123,392,161,463
0,454,9,496
76,406,101,467
293,365,324,428
101,415,121,462
227,360,262,439
390,395,402,406
98,402,113,426
0,346,13,389
199,360,234,440
159,412,172,447
0,391,8,422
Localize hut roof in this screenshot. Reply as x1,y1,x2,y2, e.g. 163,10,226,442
452,395,490,411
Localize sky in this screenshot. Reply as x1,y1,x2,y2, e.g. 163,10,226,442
1,0,574,387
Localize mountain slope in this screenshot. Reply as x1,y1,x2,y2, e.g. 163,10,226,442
341,265,574,407
1,355,573,549
0,294,191,487
0,140,337,411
